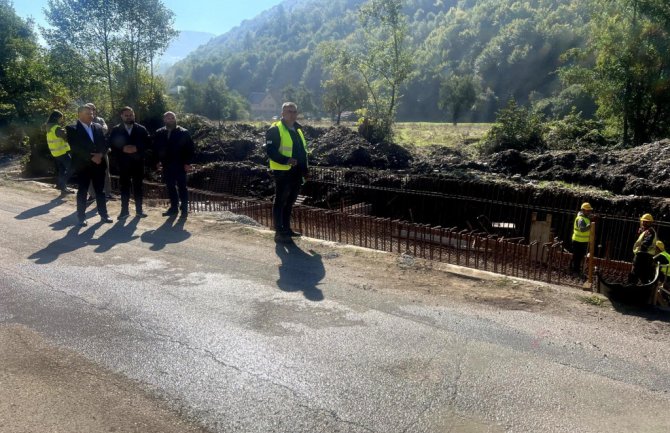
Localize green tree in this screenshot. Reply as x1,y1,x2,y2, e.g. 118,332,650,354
322,77,367,124
355,0,413,140
0,0,68,151
438,74,477,125
561,0,670,145
481,100,546,155
318,40,367,123
43,0,178,113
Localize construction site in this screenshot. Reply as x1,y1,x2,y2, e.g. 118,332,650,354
39,117,659,293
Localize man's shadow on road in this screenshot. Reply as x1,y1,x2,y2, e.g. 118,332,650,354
275,240,325,301
15,197,66,220
93,217,141,253
140,215,190,251
28,223,100,264
49,209,107,231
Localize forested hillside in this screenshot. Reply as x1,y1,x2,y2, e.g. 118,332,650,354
167,0,592,122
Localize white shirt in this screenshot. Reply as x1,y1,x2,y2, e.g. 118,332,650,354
79,120,94,142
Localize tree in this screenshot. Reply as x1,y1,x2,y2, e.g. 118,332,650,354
561,0,670,145
43,0,178,113
438,74,477,125
322,77,367,124
481,100,546,155
318,40,367,124
354,0,413,140
0,0,68,152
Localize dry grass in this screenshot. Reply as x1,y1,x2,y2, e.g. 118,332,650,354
394,122,491,147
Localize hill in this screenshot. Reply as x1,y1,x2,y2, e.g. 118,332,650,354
166,0,592,122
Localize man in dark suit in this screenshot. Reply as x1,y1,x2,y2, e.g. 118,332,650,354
109,106,150,219
66,105,113,226
153,111,195,219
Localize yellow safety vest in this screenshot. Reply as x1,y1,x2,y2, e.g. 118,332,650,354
655,251,670,276
46,124,70,157
633,229,657,255
269,121,307,171
571,214,591,243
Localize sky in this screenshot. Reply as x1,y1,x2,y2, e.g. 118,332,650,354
13,0,285,36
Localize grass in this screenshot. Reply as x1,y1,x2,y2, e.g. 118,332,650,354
578,294,606,306
393,122,491,147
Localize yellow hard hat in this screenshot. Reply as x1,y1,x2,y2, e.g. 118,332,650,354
581,202,593,211
656,241,665,251
640,213,654,222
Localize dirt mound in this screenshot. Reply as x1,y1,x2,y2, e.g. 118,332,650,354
165,116,670,199
310,126,412,169
483,139,670,197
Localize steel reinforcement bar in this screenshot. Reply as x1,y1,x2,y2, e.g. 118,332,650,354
138,179,630,289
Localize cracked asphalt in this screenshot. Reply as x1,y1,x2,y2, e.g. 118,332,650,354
1,180,670,433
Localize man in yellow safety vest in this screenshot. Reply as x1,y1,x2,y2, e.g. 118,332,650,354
265,102,309,243
628,213,658,284
45,110,73,195
571,202,593,277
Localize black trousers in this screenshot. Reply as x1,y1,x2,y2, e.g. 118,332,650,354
54,154,72,191
119,161,144,212
164,166,188,213
272,169,302,233
629,252,655,284
76,163,108,221
571,241,588,274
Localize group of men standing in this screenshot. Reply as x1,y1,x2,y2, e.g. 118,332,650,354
47,101,308,243
571,203,668,286
47,104,195,226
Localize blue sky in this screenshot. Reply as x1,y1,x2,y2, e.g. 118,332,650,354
13,0,284,36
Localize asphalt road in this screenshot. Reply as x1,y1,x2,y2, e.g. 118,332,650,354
1,181,669,433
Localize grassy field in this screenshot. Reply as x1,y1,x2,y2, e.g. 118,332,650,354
393,122,491,147
234,120,492,148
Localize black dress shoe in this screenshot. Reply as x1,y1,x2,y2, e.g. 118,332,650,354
162,209,178,216
136,211,148,218
78,220,88,227
118,211,130,219
100,216,114,223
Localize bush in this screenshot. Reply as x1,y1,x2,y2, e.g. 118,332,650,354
480,100,546,155
544,110,612,150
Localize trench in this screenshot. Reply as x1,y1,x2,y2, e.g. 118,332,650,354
139,162,670,289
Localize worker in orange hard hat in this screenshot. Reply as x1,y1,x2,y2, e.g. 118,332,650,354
628,213,658,284
570,202,594,278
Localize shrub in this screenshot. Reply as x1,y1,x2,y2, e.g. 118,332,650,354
544,110,612,150
480,100,546,155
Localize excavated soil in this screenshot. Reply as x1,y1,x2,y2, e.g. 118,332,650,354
179,117,670,200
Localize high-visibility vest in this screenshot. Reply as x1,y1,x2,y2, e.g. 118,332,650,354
633,228,657,254
46,124,70,157
269,121,307,171
571,214,591,243
655,251,670,276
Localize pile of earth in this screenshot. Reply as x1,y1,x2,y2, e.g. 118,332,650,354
486,139,670,197
175,116,670,199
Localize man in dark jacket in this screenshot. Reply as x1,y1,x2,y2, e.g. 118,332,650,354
153,111,195,218
109,106,150,218
66,105,113,226
265,102,308,243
